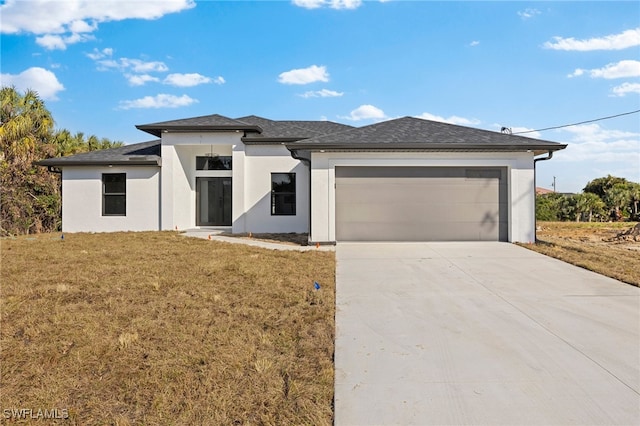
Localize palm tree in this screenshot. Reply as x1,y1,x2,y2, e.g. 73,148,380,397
574,192,606,222
628,183,640,220
0,86,54,162
605,184,632,221
1,86,58,235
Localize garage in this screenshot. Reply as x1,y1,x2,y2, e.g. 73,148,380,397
335,166,508,241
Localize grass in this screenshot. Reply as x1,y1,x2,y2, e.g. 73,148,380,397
0,232,335,425
520,221,640,287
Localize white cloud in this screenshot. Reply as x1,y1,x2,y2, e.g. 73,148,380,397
518,8,541,19
417,112,481,126
126,74,160,86
299,89,344,98
544,28,640,51
568,60,640,79
0,67,64,100
118,94,197,110
86,49,221,88
553,124,640,165
292,0,362,9
278,65,329,85
35,31,96,49
120,58,168,73
341,104,386,121
292,0,325,8
163,73,213,87
470,40,480,47
86,47,113,60
68,19,97,33
35,34,65,50
329,0,362,9
0,0,195,49
87,52,169,75
0,0,194,34
612,82,640,97
567,69,584,78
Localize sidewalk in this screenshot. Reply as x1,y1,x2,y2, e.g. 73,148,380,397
181,228,335,252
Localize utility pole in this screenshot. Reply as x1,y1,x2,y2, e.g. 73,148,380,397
552,176,556,192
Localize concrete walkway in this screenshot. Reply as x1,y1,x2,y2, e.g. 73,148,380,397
181,228,334,252
335,242,640,425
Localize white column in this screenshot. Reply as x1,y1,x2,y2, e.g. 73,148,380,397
160,143,176,230
232,143,246,233
310,153,331,242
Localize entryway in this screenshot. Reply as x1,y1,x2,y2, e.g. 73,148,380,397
196,177,232,226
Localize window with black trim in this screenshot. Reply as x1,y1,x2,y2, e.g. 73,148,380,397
196,156,232,170
271,173,296,215
102,173,126,216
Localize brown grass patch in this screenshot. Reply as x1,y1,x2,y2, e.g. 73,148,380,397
520,222,640,287
1,232,335,424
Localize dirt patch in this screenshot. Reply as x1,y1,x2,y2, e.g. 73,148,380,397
521,222,640,287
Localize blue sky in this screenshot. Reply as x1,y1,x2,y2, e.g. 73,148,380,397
1,0,639,193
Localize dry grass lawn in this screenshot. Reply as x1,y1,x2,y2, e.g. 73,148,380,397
521,221,640,287
1,232,335,425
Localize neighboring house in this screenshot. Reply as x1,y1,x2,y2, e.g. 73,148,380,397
536,187,555,195
38,114,567,243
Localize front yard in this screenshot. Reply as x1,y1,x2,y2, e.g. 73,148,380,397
521,221,640,287
1,232,335,424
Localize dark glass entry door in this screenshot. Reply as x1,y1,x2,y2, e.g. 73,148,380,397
196,177,232,226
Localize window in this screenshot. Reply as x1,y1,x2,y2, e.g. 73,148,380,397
102,173,126,216
271,173,296,215
196,156,232,170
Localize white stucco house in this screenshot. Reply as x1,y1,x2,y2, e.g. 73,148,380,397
38,114,566,243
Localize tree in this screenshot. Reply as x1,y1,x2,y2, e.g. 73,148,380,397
583,175,629,199
605,183,632,221
628,183,640,220
53,129,122,157
1,87,59,235
574,192,605,222
536,193,568,221
1,86,123,235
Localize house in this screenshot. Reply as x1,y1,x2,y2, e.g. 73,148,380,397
38,114,567,243
536,187,555,195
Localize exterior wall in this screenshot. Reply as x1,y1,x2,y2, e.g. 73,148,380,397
241,145,309,234
309,151,535,243
160,132,239,230
160,132,307,234
61,166,160,232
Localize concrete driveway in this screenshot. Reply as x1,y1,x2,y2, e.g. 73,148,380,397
335,242,640,425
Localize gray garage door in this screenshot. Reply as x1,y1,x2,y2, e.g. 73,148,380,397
335,167,508,241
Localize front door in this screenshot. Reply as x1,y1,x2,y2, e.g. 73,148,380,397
196,177,232,226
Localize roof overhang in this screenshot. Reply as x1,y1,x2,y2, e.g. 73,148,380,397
285,143,568,156
36,158,162,167
242,137,307,145
136,125,263,137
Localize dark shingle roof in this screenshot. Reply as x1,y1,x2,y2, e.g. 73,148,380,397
279,120,353,135
286,116,567,155
36,140,161,167
236,115,319,140
136,114,261,137
237,116,354,142
40,115,567,168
